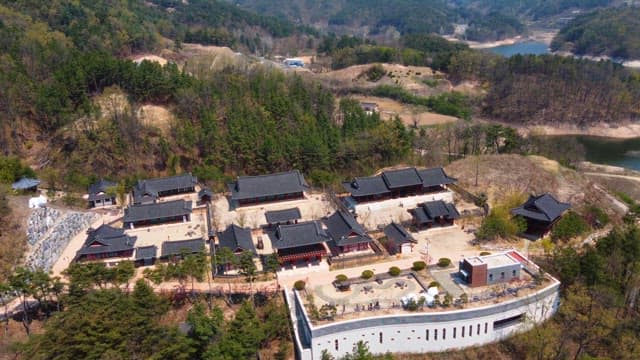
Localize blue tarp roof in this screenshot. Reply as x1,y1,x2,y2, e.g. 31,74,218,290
12,178,40,190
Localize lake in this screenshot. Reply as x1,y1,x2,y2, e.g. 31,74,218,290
554,136,640,171
485,41,550,57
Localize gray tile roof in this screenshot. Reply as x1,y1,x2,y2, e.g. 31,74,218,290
76,224,137,257
417,167,457,187
270,221,329,250
323,211,372,247
382,168,423,189
342,176,389,197
133,173,197,203
217,224,256,255
124,200,192,223
161,238,205,257
410,200,460,224
511,193,570,222
11,178,40,190
228,170,308,201
88,179,117,201
135,245,158,260
383,222,416,247
265,208,302,224
343,167,457,197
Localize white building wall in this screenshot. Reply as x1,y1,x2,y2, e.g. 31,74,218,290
290,283,560,359
354,191,454,229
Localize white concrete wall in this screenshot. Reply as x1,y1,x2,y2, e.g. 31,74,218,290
291,282,560,360
354,192,454,229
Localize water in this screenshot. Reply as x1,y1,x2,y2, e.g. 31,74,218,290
554,136,640,171
485,41,550,57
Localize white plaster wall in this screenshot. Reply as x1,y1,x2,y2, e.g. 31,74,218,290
354,192,454,229
291,284,560,359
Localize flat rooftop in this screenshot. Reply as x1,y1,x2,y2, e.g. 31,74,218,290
300,270,558,326
466,253,519,268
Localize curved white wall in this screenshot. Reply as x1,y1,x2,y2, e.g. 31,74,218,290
288,282,560,359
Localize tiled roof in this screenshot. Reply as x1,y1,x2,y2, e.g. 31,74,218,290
228,170,308,201
76,224,137,257
124,200,192,223
343,167,456,197
323,211,371,247
88,179,117,201
265,208,302,224
135,245,158,260
133,173,197,203
511,193,570,222
383,222,415,247
382,168,423,189
11,178,40,190
270,221,329,250
161,238,205,257
217,224,256,255
410,200,460,224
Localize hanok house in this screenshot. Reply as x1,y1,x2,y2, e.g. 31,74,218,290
135,245,158,267
88,179,117,208
132,173,197,205
75,224,137,262
459,252,522,287
409,200,460,230
161,238,205,260
360,102,379,115
123,199,192,229
323,211,372,255
228,170,308,206
215,224,257,273
265,207,301,227
269,221,330,266
382,222,416,255
511,193,571,238
342,167,456,203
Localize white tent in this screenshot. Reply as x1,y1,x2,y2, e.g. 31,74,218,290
28,195,47,209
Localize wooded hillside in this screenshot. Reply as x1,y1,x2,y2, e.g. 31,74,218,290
551,6,640,59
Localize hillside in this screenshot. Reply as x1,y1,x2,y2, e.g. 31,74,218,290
551,6,640,59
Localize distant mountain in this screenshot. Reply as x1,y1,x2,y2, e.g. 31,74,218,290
551,6,640,60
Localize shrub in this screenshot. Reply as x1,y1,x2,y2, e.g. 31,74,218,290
584,205,609,228
437,258,451,268
361,270,374,279
428,281,440,288
364,64,386,82
388,266,401,276
335,274,348,283
412,261,426,271
294,280,306,291
551,211,588,241
479,251,491,256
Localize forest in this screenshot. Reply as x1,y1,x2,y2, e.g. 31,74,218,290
551,6,640,60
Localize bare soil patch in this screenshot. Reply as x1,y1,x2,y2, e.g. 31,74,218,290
345,95,458,127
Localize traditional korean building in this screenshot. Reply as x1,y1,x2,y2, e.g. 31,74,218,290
123,199,192,229
265,207,302,227
132,173,197,205
134,245,158,267
160,238,205,260
216,224,257,273
269,221,330,265
343,167,456,203
88,179,117,208
228,170,308,206
323,211,372,255
409,200,460,230
382,222,416,255
511,193,570,237
75,224,137,262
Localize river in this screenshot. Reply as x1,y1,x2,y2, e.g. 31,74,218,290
484,41,550,57
550,136,640,171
